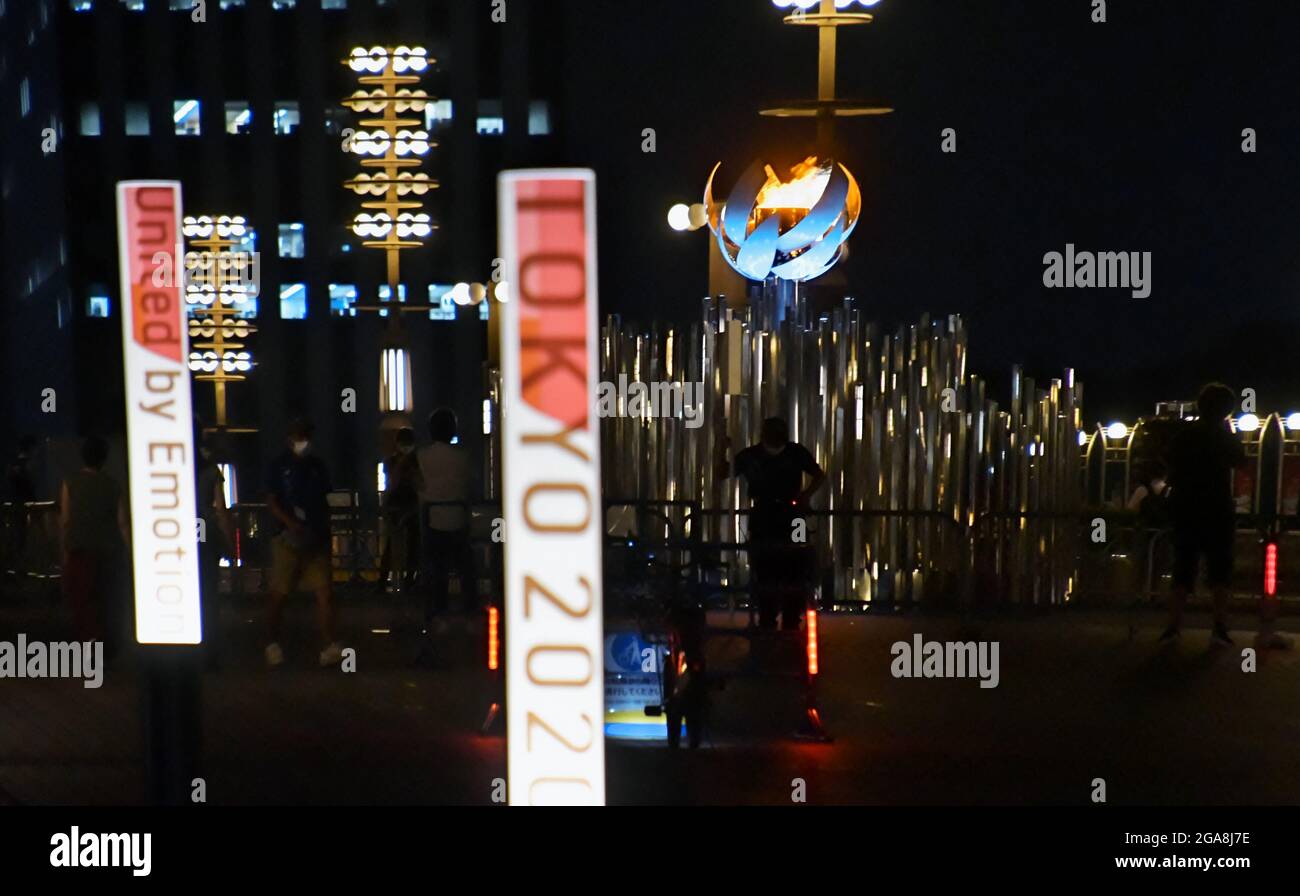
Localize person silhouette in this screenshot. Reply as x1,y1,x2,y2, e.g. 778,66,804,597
1162,383,1247,645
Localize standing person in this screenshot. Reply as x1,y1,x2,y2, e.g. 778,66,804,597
719,418,827,631
1162,383,1247,645
60,436,131,649
194,423,234,669
380,427,422,595
264,419,343,667
5,435,38,577
417,408,478,627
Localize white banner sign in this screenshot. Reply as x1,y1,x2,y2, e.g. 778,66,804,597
499,170,605,806
115,181,203,645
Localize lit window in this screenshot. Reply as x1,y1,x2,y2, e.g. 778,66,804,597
120,0,143,10
378,284,407,316
323,105,350,136
429,285,455,321
235,227,257,257
280,283,307,320
173,99,201,136
322,0,346,8
79,103,100,135
87,290,111,318
225,101,251,134
329,284,358,317
273,101,299,135
272,0,296,7
18,78,30,117
70,1,93,11
425,99,453,130
125,102,150,136
0,1,6,17
528,100,551,136
278,223,305,259
169,0,193,9
219,0,245,8
476,100,503,136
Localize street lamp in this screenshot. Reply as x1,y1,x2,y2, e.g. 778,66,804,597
342,45,437,415
182,214,258,430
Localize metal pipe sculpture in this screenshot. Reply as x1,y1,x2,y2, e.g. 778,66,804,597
600,291,1085,608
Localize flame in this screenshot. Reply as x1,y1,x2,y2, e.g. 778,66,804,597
755,156,832,211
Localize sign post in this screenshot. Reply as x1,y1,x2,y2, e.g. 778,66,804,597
116,181,204,803
498,170,605,806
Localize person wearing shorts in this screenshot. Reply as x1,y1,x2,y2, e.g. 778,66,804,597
1163,383,1246,645
264,419,343,667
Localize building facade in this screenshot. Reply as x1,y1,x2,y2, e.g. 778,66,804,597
0,0,566,507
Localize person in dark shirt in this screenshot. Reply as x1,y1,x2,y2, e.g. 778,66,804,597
379,427,422,595
264,419,342,667
1162,383,1247,645
720,418,827,630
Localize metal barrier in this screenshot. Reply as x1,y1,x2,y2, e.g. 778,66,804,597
0,501,62,588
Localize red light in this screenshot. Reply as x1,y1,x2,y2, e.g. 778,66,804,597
487,606,500,671
806,609,819,677
1265,542,1278,598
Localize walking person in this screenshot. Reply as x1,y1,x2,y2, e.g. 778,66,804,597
417,409,479,632
60,436,131,651
1162,383,1247,645
264,419,343,667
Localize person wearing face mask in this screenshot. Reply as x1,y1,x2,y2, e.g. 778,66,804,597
718,418,827,631
379,427,422,597
264,419,342,667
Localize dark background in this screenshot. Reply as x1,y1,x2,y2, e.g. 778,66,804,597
559,0,1300,424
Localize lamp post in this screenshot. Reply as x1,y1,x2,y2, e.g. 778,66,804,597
182,214,258,431
342,45,436,416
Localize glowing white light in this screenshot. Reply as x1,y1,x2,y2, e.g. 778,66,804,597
1106,422,1129,441
1077,430,1089,447
667,203,691,232
772,0,881,9
1287,413,1300,432
450,282,472,306
1237,414,1261,433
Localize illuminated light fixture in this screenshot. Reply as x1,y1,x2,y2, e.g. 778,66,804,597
487,606,500,671
1237,413,1261,434
773,0,880,7
1287,413,1300,432
705,156,861,282
1265,542,1278,597
380,346,413,413
1105,422,1129,441
805,609,820,676
1077,430,1089,447
183,212,259,428
341,42,438,385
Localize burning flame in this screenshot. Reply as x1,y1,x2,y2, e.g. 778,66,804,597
755,156,832,211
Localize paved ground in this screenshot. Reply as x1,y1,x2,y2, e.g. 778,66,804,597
4,581,1300,806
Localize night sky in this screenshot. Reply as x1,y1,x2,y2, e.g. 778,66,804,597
558,0,1300,425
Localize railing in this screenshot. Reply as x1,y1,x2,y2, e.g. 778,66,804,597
5,496,1293,612
0,501,61,587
